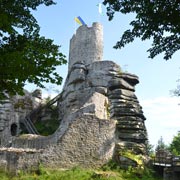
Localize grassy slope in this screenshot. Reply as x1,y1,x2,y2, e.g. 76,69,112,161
0,166,163,180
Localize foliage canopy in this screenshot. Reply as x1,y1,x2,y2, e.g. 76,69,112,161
155,136,168,152
0,0,67,98
169,132,180,155
103,0,180,60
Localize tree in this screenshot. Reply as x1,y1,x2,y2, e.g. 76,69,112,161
103,0,180,60
0,0,67,99
155,136,168,152
146,140,154,157
172,80,180,97
169,131,180,155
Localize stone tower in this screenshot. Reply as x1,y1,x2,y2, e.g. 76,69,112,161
68,22,103,71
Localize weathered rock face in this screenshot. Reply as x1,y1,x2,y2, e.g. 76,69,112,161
0,22,148,172
41,20,147,167
108,73,148,155
38,24,118,168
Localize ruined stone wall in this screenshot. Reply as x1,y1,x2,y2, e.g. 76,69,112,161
0,90,42,147
0,147,42,173
41,115,116,168
0,98,16,146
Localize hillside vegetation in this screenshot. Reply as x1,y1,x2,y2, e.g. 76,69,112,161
0,165,162,180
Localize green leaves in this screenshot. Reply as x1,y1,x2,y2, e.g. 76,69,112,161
169,132,180,155
103,0,180,60
155,136,168,152
0,0,67,98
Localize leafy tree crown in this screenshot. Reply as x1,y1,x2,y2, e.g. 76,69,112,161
103,0,180,60
0,0,67,99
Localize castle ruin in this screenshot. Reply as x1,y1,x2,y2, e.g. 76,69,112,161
0,22,148,172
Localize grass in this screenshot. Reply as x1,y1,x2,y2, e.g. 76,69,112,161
0,165,163,180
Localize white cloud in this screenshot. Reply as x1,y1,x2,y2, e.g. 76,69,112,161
140,96,180,146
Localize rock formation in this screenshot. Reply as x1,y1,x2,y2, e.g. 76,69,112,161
108,74,147,154
0,22,148,172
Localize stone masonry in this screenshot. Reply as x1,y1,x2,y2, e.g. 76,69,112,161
0,22,148,172
0,90,42,147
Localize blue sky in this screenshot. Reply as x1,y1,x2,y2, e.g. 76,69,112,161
25,0,180,147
